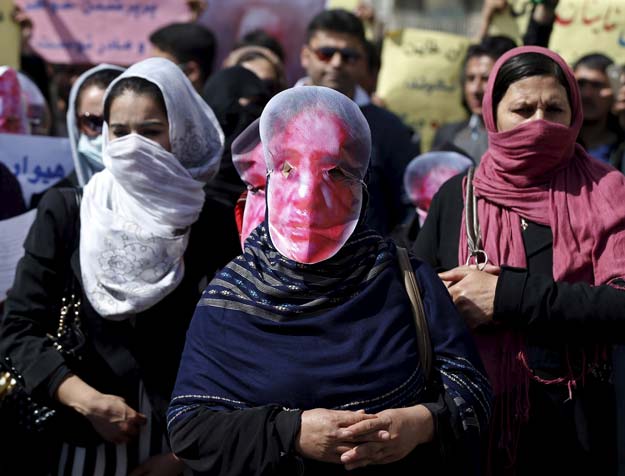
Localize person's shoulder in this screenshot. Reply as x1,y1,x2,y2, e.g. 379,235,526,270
36,186,80,217
437,171,466,200
360,103,410,131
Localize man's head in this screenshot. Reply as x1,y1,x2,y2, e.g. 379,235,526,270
300,9,367,99
462,35,517,116
149,23,216,91
573,53,614,124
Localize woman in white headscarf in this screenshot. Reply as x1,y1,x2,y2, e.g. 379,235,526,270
0,57,240,475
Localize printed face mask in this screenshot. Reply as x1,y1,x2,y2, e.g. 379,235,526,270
266,110,364,264
239,142,267,246
0,67,28,134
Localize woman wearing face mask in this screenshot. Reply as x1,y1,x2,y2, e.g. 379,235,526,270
0,57,240,475
167,86,492,476
67,64,124,187
414,46,625,475
231,118,267,247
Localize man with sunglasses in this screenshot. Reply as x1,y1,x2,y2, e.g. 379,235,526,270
299,9,420,237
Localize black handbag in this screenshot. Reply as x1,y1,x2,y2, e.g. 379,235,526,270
0,188,86,433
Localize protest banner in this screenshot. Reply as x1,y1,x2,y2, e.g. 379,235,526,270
0,0,20,69
0,133,73,207
376,28,470,151
0,209,36,301
14,0,189,65
489,0,625,65
198,0,326,85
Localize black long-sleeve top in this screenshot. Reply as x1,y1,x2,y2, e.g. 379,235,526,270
0,188,241,442
413,173,625,345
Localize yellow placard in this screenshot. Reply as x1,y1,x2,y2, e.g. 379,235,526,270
490,0,625,65
376,28,470,152
325,0,360,11
0,0,19,69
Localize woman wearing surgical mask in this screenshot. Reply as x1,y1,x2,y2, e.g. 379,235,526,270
168,87,492,476
414,46,625,475
0,57,240,475
67,64,124,186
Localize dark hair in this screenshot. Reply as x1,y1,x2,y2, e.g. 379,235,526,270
573,53,614,73
103,77,167,123
459,36,516,113
492,52,572,121
306,9,366,47
462,35,517,79
75,69,122,113
149,23,216,82
235,29,285,61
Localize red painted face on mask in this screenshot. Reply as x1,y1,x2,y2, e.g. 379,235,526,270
239,142,267,246
0,68,27,134
266,109,363,264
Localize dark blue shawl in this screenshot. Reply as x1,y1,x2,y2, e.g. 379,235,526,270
169,225,490,436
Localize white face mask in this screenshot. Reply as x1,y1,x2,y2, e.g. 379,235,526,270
77,133,104,172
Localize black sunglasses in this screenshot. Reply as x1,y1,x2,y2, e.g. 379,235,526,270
77,112,104,136
312,46,362,64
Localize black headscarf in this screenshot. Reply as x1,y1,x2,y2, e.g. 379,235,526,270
202,66,271,206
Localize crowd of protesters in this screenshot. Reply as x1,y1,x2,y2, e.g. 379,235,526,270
1,1,625,475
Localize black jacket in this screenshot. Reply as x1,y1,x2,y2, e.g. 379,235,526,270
412,173,624,475
0,187,240,442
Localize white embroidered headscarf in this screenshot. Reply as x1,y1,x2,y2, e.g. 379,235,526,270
67,64,125,187
80,57,224,320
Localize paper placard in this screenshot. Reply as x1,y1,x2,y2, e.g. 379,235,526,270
0,209,36,301
198,0,326,85
0,0,20,69
490,0,625,65
376,28,470,151
0,133,73,206
14,0,189,65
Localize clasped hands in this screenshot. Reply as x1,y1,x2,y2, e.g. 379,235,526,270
296,405,433,470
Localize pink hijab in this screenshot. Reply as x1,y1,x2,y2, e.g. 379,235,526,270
460,45,625,286
458,46,625,468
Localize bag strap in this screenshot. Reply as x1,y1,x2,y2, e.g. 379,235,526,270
397,246,432,380
464,167,488,269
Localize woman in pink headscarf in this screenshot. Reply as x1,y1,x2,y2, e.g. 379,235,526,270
414,46,625,475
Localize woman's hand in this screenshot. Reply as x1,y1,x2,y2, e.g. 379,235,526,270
339,405,434,470
128,452,185,476
84,393,147,444
438,265,500,329
296,408,377,463
56,375,147,444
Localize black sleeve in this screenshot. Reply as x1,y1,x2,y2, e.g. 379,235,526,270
523,7,556,47
169,405,302,476
412,190,442,268
0,188,76,398
494,266,625,342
